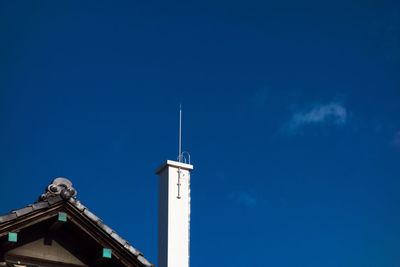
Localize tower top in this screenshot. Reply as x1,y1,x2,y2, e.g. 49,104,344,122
155,160,194,175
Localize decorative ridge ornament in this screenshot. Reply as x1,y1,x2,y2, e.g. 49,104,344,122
39,177,77,201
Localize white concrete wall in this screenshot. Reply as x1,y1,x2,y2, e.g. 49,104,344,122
157,160,193,267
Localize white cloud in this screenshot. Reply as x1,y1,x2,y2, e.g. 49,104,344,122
287,102,347,131
229,191,257,207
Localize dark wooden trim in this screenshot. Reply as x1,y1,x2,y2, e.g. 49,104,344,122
5,254,88,267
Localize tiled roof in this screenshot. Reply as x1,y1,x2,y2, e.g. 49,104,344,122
0,178,153,267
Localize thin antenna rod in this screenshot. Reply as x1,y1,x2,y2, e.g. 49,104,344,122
178,104,182,162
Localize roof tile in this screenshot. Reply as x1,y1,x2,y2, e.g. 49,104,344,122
13,206,33,217
125,244,140,256
0,213,17,223
111,232,127,246
47,195,63,205
137,255,153,267
31,202,50,210
70,199,86,211
83,209,101,223
97,221,113,235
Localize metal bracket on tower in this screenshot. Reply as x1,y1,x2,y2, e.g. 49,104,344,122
177,151,191,164
177,167,181,199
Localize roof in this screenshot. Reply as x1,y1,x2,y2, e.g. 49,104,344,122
0,177,153,267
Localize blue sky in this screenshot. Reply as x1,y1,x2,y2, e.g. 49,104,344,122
1,1,399,266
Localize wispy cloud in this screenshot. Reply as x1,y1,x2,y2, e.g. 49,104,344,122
229,191,257,208
287,102,347,131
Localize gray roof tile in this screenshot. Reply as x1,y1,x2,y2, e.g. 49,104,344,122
83,209,101,223
97,221,113,235
47,195,63,205
137,255,153,267
125,244,140,256
68,199,86,211
111,232,127,246
0,213,17,223
13,206,33,217
31,202,50,210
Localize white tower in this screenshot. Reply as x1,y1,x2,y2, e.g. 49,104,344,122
156,160,193,267
157,105,193,267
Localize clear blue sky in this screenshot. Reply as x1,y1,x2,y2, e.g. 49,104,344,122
1,1,399,266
